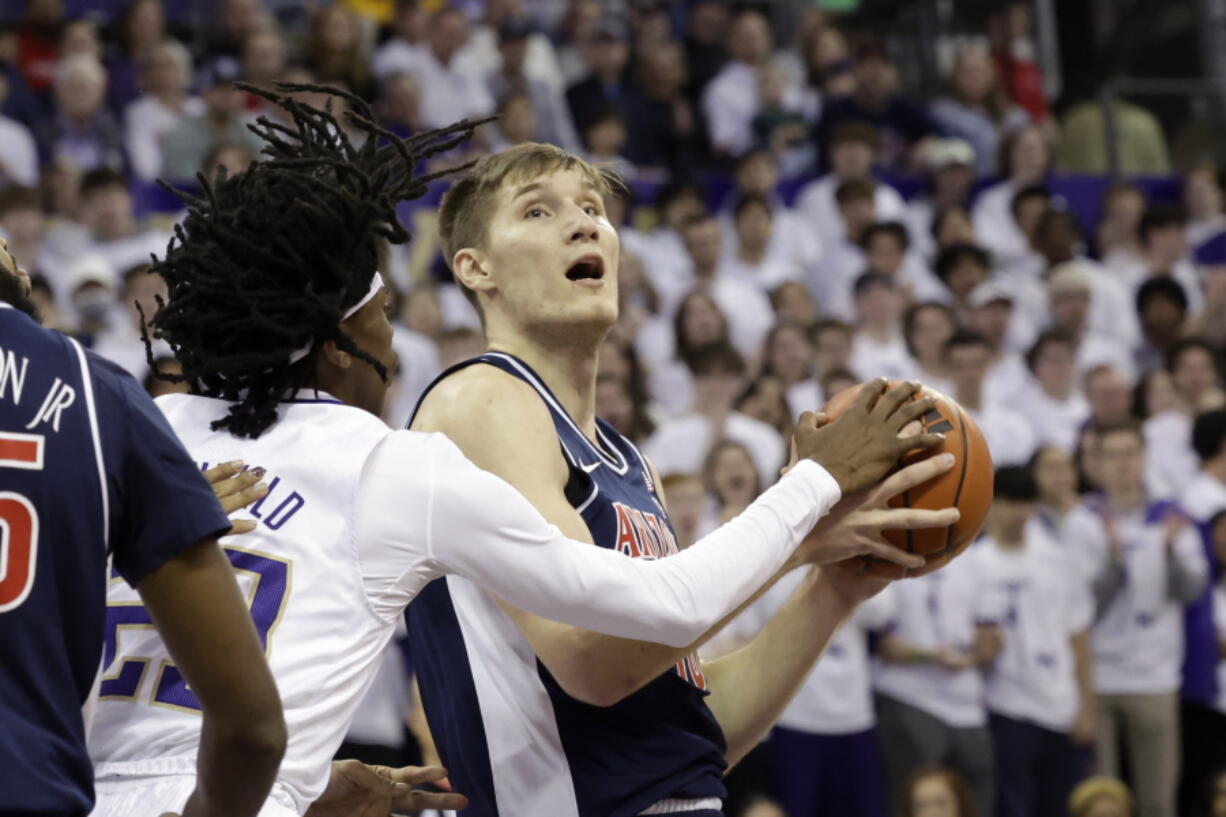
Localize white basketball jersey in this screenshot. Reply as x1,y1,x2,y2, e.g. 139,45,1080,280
90,392,400,814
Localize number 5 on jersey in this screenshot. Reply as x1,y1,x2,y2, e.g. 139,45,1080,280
0,432,45,612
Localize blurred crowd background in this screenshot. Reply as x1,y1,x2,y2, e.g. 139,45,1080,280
2,0,1225,816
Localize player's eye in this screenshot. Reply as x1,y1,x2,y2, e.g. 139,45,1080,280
525,207,547,219
582,205,601,216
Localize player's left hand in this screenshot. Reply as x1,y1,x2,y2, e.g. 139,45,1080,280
203,460,268,535
303,758,469,817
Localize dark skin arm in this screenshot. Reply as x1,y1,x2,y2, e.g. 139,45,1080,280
139,539,287,817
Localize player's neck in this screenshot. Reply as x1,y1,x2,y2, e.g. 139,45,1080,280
487,334,600,436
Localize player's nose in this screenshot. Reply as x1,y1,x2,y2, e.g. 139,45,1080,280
563,205,599,243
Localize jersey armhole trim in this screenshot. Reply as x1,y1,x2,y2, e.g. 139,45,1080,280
70,339,110,551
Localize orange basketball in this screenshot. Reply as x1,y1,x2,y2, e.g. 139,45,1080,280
822,380,994,577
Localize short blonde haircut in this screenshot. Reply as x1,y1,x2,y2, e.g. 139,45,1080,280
437,143,623,305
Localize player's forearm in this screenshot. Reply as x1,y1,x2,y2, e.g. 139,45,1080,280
185,715,286,817
1072,630,1094,705
701,567,855,766
465,460,841,649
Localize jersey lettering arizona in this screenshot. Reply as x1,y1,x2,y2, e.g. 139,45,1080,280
408,353,725,817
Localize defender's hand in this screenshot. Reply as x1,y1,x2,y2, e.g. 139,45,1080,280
798,453,959,571
304,759,469,817
203,461,268,535
794,379,945,495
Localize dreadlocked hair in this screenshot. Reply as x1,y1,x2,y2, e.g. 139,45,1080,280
145,81,484,439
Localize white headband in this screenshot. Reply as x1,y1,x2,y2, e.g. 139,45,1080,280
287,275,385,364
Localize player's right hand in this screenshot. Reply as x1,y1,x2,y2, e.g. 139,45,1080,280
303,759,470,817
794,379,944,496
203,461,268,535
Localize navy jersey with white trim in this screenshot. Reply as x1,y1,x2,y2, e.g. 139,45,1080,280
407,352,726,817
0,305,230,816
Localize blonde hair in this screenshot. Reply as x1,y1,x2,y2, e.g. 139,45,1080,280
437,143,622,301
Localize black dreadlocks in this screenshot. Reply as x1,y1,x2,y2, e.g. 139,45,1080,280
145,81,482,438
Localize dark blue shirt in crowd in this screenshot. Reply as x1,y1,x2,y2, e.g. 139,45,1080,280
0,303,231,816
816,95,939,172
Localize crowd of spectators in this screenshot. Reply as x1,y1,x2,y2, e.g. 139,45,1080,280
3,1,1226,817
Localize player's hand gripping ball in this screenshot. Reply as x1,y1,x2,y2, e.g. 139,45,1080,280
823,380,994,577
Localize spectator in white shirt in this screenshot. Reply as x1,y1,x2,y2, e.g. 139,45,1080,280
1098,182,1149,282
639,288,730,417
902,301,955,390
1021,330,1091,452
643,342,786,487
124,39,203,183
0,71,39,187
702,7,802,158
1045,262,1136,384
770,279,818,328
966,280,1031,399
77,168,166,277
761,322,821,420
945,329,1037,467
372,0,428,80
91,262,171,382
863,220,947,304
460,2,565,95
721,194,805,291
393,7,494,131
810,178,879,319
1135,277,1191,374
875,547,1004,817
1029,444,1084,550
716,570,897,817
1131,204,1203,313
1030,210,1140,351
700,438,762,534
1145,339,1226,500
1183,165,1226,250
906,138,978,262
633,180,707,316
1084,365,1136,430
849,271,911,381
979,465,1096,817
721,149,820,275
678,213,776,359
1079,423,1209,817
796,122,907,257
812,318,855,380
489,18,581,153
972,125,1051,271
934,243,990,324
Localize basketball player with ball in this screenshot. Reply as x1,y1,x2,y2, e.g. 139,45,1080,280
409,142,993,816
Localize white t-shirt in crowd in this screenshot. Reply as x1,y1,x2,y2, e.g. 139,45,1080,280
794,174,907,260
701,60,806,157
1083,502,1208,695
1181,472,1226,524
850,330,918,382
979,536,1094,732
1143,410,1200,500
125,95,205,183
874,546,1004,727
372,46,493,130
0,115,40,187
1018,381,1089,453
966,401,1039,467
643,410,786,487
971,181,1029,271
715,568,897,735
1214,584,1226,715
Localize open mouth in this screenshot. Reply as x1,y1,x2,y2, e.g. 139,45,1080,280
565,256,605,282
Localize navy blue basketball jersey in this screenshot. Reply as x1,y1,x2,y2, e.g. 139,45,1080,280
407,352,727,817
0,304,230,816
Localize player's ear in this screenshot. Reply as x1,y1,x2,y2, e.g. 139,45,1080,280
453,248,496,296
318,339,352,370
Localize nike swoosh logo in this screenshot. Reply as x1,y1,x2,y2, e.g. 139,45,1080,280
579,461,601,473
